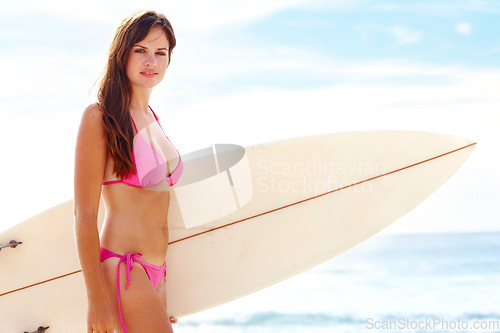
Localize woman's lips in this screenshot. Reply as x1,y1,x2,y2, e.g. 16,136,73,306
141,71,157,78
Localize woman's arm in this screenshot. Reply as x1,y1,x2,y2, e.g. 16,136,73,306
74,104,114,331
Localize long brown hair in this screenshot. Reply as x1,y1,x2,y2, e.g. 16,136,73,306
98,10,176,179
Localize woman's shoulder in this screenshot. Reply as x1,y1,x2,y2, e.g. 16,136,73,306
79,103,105,135
81,103,104,123
83,103,104,117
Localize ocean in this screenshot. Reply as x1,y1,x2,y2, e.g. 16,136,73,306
173,232,500,333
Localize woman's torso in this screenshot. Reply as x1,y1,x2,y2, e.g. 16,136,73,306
99,110,181,266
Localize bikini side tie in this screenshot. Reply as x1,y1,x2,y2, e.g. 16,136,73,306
116,252,143,333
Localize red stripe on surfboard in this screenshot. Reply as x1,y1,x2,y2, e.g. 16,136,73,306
0,142,476,297
0,270,81,297
168,142,476,245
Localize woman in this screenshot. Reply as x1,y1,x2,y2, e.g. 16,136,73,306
74,10,181,333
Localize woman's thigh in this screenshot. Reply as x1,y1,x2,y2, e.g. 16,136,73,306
101,259,173,333
155,278,167,310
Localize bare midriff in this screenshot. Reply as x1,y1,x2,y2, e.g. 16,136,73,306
99,182,171,267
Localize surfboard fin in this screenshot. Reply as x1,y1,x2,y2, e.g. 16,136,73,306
23,326,49,333
0,240,22,251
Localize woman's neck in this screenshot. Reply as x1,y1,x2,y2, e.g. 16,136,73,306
129,87,153,116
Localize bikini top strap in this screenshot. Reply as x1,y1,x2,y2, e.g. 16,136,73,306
130,116,139,133
148,105,183,165
131,107,156,133
148,106,166,133
149,105,160,122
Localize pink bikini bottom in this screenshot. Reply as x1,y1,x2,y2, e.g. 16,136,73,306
100,247,167,333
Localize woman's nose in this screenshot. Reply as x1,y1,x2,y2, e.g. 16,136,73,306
145,53,157,67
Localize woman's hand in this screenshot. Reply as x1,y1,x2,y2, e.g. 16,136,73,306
87,299,115,333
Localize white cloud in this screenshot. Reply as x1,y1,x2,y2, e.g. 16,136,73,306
3,0,313,35
309,0,500,14
456,22,472,35
391,26,423,45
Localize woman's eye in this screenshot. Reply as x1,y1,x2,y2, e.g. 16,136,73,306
134,49,145,53
157,52,167,56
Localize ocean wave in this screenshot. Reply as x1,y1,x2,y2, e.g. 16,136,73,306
461,312,500,320
182,311,365,327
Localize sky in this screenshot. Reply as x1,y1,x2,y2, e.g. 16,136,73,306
0,0,499,234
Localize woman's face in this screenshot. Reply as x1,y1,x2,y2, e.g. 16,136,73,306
126,26,170,91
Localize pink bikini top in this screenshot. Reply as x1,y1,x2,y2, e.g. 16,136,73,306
102,107,183,188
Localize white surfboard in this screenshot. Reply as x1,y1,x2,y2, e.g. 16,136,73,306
0,131,475,332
